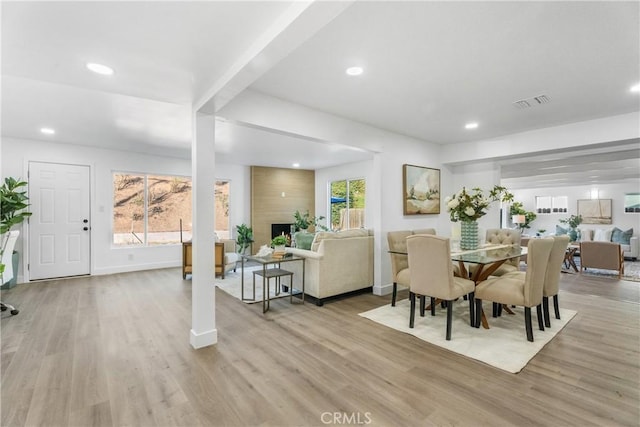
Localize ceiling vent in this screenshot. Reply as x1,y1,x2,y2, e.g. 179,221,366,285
513,99,531,109
534,94,551,104
513,94,551,109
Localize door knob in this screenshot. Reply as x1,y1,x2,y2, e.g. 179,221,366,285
83,219,88,223
83,227,89,231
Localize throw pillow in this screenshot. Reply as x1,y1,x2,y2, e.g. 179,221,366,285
593,228,613,242
294,231,315,250
577,228,593,242
310,231,335,252
555,225,568,236
611,227,633,245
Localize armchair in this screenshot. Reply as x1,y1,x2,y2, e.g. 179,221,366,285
579,241,624,279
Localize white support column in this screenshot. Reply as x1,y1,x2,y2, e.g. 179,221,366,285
370,152,385,296
190,112,217,349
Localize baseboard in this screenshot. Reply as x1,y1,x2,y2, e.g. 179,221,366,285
190,328,218,349
93,261,180,276
373,283,394,296
306,287,373,306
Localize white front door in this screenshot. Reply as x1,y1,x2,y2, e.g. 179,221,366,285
28,162,91,280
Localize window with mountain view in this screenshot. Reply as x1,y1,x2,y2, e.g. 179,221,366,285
113,173,229,246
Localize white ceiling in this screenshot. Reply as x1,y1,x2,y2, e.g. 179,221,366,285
2,1,639,182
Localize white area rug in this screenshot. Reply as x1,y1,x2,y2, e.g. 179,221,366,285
359,298,576,373
215,265,294,304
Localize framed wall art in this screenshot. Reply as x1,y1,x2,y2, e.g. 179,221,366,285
403,164,440,215
577,199,612,224
624,193,640,213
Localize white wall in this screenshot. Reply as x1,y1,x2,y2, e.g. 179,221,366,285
511,181,640,236
1,137,251,282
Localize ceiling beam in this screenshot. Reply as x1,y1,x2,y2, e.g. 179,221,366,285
195,0,354,114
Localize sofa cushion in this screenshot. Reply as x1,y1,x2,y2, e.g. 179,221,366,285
310,229,369,252
611,227,633,245
555,225,568,236
225,252,239,264
593,228,613,242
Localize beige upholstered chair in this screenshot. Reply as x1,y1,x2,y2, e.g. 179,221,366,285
484,228,522,276
474,238,554,342
542,235,570,327
387,229,435,306
579,241,624,279
406,234,475,340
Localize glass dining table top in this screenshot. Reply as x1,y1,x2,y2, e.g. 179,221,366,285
389,243,527,265
451,244,527,265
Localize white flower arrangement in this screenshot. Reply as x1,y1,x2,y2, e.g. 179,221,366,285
445,185,513,222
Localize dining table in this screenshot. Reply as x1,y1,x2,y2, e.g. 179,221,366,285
389,243,528,329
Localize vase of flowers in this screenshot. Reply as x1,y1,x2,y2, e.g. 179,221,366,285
445,185,513,250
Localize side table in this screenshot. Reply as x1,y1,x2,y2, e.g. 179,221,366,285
241,254,306,313
564,245,580,272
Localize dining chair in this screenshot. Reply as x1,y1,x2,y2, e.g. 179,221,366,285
406,234,475,340
542,235,570,327
483,228,522,276
474,238,554,342
387,229,435,306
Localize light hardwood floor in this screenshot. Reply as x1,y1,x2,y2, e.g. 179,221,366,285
1,269,639,426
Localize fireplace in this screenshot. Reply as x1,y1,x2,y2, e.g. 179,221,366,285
271,223,294,246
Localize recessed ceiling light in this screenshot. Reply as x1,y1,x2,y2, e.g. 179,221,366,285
86,62,114,75
345,66,363,76
465,122,479,129
292,163,300,168
631,83,640,93
40,127,55,135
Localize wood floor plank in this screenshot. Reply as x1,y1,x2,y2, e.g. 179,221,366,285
1,268,638,426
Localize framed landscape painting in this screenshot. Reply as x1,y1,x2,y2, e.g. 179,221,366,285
403,164,440,215
577,199,612,224
624,193,640,213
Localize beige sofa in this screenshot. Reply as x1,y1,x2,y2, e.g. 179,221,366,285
285,229,374,305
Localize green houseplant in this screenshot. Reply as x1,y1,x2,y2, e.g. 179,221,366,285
235,224,254,254
1,177,32,283
293,210,328,232
509,201,537,231
559,214,582,241
271,235,287,250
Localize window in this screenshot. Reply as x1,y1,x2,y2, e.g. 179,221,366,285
113,173,229,246
535,196,568,214
329,178,365,230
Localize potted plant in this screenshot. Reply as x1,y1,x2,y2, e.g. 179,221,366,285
293,210,328,232
509,201,537,231
1,177,32,288
235,224,254,255
271,235,287,253
559,214,582,242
